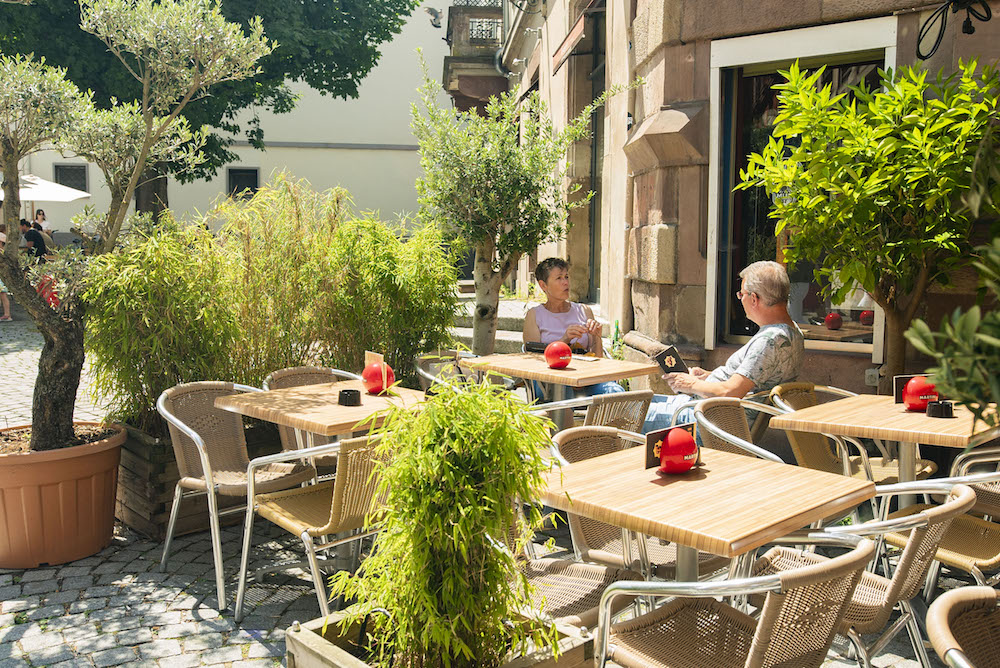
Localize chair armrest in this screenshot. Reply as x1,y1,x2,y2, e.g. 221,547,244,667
245,440,338,502
953,445,1000,477
693,405,782,463
837,435,875,481
529,395,597,415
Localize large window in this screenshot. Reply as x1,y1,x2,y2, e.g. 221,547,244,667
721,61,881,341
227,168,259,200
706,17,898,359
54,164,88,193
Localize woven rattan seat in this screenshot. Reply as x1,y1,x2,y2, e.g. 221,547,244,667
234,434,386,622
927,586,1000,667
886,504,1000,586
770,383,937,483
693,397,785,462
969,480,1000,517
582,390,653,432
156,381,318,611
602,539,875,668
753,484,976,667
553,426,728,578
521,557,641,628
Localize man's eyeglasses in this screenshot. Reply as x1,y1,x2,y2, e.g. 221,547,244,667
736,289,755,300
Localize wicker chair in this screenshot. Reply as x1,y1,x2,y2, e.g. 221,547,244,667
552,426,729,580
692,397,785,462
234,434,387,621
770,382,937,483
927,586,1000,668
262,366,362,453
415,350,475,391
156,382,318,610
594,532,876,667
582,390,653,431
755,482,977,668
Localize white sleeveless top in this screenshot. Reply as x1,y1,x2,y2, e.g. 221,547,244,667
531,302,590,350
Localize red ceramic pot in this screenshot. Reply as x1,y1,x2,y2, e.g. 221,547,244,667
544,341,572,369
362,362,395,395
903,376,937,412
659,427,698,474
825,312,843,330
859,310,875,326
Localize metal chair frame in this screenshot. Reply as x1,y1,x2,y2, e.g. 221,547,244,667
595,531,874,667
156,383,262,611
233,439,381,621
927,586,1000,668
692,397,785,463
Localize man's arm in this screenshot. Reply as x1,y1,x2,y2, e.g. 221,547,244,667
666,372,754,399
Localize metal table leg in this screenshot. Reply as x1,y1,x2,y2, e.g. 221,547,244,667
899,441,917,508
675,545,699,582
550,384,574,431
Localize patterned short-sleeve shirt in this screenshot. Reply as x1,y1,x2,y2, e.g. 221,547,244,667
707,323,804,392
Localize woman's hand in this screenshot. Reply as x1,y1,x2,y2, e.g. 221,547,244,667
563,324,589,344
585,319,602,342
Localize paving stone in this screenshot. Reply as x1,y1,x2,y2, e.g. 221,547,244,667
138,639,182,660
197,645,244,664
113,628,153,646
97,617,140,633
69,598,107,614
156,653,201,668
25,646,75,666
0,658,29,668
0,615,13,629
246,642,282,658
153,623,201,639
46,613,90,632
19,569,57,583
41,591,79,606
231,661,274,668
26,604,65,622
0,587,19,601
60,624,101,643
90,647,137,667
0,598,38,615
17,631,65,652
55,566,91,579
182,633,224,651
61,576,95,591
82,586,118,599
22,581,59,596
72,634,118,654
142,612,183,626
0,642,22,658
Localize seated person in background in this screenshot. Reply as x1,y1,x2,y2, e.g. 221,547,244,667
523,257,624,397
19,219,47,259
642,260,804,432
32,222,57,252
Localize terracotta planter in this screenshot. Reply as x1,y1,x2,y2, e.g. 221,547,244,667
0,422,125,568
285,614,592,668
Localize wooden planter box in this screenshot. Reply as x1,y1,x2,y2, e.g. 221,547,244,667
115,422,282,540
285,614,594,668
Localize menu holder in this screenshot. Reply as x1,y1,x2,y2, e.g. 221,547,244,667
645,422,699,469
652,345,689,375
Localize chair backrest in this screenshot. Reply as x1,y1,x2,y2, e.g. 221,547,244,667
312,434,387,536
927,586,1000,668
697,397,755,457
883,484,977,607
553,427,635,566
583,390,653,432
415,350,474,391
263,366,359,450
158,381,250,480
770,383,842,474
749,538,876,668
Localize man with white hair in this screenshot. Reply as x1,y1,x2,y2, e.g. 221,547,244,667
642,260,804,432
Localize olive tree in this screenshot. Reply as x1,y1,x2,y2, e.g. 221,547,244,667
411,60,618,354
739,61,1000,392
0,0,272,450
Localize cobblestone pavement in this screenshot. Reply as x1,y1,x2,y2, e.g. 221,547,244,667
0,306,951,667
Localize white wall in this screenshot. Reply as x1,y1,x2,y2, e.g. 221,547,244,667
22,3,448,231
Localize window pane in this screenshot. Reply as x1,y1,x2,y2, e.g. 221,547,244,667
54,164,87,193
724,60,881,343
227,168,259,200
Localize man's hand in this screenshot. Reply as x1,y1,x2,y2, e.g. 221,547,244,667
689,366,710,379
665,372,698,393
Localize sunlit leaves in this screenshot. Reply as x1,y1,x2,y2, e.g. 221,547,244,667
329,380,560,666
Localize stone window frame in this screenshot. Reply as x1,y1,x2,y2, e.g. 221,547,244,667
705,15,898,363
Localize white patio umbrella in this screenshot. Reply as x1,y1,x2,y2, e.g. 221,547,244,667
0,174,91,203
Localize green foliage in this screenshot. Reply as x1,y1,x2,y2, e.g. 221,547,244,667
214,174,350,386
214,173,458,387
84,217,236,435
906,238,1000,430
0,0,419,181
739,61,1000,315
329,380,559,667
309,217,459,382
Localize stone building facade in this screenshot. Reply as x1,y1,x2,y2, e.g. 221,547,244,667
447,0,1000,391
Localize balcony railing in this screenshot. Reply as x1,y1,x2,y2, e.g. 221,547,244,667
468,17,502,43
452,0,502,6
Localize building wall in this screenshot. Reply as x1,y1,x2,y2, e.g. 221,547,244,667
504,0,1000,392
21,4,449,231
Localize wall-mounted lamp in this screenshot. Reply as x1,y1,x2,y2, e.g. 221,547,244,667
918,0,992,60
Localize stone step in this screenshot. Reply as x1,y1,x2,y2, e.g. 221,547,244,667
458,279,475,294
449,327,525,354
454,300,615,337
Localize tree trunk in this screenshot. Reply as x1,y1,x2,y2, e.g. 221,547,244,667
135,165,168,222
880,310,908,395
30,315,85,451
471,243,500,356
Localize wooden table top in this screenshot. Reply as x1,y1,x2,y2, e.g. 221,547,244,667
798,322,873,342
459,353,659,388
541,447,874,558
214,380,425,436
769,394,993,448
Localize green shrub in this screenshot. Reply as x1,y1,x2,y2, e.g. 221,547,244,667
215,172,351,386
308,216,459,384
84,217,236,435
330,380,559,666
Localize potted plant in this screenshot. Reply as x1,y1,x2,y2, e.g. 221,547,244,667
906,238,1000,432
739,61,1000,392
285,380,586,667
0,0,272,567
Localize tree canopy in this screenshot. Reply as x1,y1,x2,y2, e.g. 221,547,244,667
0,0,419,180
